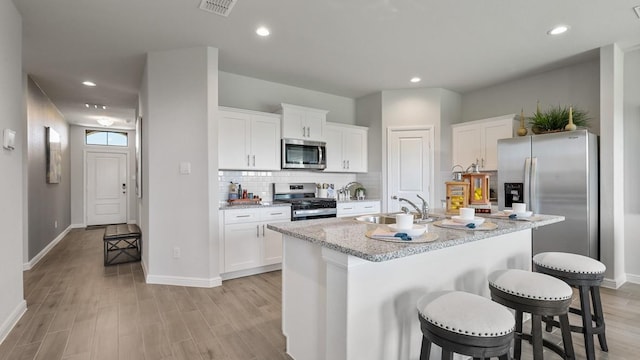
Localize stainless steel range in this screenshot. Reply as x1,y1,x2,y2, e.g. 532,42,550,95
272,183,337,221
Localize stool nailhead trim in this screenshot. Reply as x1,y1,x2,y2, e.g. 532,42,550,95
420,314,515,337
532,261,605,275
488,281,572,301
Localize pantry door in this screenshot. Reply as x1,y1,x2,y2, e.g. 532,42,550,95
86,151,128,225
387,127,434,213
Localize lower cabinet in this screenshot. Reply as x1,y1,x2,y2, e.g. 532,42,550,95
337,201,381,217
223,207,290,274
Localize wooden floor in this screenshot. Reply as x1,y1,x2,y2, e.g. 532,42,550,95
0,228,639,359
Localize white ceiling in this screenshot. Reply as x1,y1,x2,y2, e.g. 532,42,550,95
14,0,640,130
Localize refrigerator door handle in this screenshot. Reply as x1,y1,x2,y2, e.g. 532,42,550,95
530,157,538,213
524,157,532,207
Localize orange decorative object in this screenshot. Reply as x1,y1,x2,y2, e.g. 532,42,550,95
445,181,469,215
462,173,491,205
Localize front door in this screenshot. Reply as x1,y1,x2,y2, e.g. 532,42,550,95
387,128,433,213
86,151,127,225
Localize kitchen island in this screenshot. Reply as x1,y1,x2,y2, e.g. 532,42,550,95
267,215,564,360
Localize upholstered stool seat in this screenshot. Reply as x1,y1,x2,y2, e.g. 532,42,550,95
488,269,575,360
533,252,608,360
417,291,515,360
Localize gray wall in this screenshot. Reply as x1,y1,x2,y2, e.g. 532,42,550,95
69,125,137,226
462,59,601,135
26,76,71,260
624,47,640,277
219,71,356,125
0,0,25,340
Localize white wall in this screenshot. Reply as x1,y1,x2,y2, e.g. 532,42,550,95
0,0,26,343
69,126,137,226
143,47,219,286
355,92,382,199
462,59,601,135
219,71,356,125
624,47,640,282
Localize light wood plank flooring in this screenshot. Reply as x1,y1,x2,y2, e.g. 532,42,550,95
1,227,639,359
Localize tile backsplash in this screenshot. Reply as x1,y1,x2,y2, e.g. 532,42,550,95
219,170,359,205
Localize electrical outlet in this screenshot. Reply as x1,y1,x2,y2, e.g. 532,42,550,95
173,247,181,258
54,220,58,228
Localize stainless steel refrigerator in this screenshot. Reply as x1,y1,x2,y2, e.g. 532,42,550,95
497,130,599,259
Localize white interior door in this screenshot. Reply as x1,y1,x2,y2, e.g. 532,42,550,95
86,152,127,225
387,128,433,213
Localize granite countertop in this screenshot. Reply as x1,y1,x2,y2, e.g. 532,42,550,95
219,203,291,210
267,214,564,262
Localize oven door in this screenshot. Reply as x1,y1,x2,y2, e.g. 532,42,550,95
291,208,337,221
282,139,326,170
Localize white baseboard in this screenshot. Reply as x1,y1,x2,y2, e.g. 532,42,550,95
0,300,27,345
221,264,282,281
23,225,72,271
145,273,222,288
70,223,85,229
602,274,628,289
625,273,640,285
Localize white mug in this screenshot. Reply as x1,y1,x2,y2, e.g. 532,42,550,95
459,207,475,220
512,203,527,213
395,213,414,230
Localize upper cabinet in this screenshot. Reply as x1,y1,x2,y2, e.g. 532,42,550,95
278,103,327,141
324,122,368,173
452,114,515,171
218,107,281,171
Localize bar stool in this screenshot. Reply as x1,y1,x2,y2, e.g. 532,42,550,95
488,269,575,360
533,252,608,360
417,290,515,360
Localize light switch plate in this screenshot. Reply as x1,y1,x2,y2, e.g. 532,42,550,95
3,129,15,150
179,162,191,175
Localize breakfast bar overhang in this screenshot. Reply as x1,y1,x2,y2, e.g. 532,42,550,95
268,215,564,360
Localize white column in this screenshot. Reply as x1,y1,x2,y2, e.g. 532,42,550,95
599,44,626,287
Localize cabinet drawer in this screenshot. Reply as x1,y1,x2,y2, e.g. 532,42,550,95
260,207,291,221
224,210,259,224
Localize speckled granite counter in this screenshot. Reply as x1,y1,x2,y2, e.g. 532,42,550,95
267,214,563,262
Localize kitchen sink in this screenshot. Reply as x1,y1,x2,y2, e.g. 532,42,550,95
355,213,442,224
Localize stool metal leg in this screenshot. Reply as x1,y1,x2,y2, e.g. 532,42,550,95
420,336,431,360
531,314,544,360
514,310,523,360
591,286,608,352
578,286,596,360
559,314,575,360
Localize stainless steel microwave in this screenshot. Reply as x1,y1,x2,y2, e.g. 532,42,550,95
281,138,326,170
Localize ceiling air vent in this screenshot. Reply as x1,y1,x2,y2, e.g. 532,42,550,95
199,0,238,17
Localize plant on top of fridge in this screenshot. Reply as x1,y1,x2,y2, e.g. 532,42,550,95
529,104,589,134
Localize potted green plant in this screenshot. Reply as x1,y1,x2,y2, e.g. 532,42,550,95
529,105,589,134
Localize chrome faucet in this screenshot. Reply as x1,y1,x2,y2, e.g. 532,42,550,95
395,195,429,220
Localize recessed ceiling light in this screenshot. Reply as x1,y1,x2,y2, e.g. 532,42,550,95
547,25,569,35
82,81,97,87
85,103,107,109
410,77,421,83
256,26,270,37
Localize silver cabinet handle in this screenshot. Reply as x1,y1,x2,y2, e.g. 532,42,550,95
347,160,350,169
252,155,256,167
236,215,251,218
247,155,250,166
302,126,306,137
262,224,265,236
256,225,260,237
270,212,283,216
307,127,310,137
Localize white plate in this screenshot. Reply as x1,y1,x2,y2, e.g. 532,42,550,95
387,223,427,237
514,211,533,218
451,216,486,226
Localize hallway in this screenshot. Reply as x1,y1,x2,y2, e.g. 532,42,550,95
0,228,290,360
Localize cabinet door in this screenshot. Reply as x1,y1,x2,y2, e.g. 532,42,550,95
342,128,367,172
336,203,356,217
304,111,325,141
224,223,261,272
250,115,281,170
481,120,513,170
219,111,250,170
324,124,344,172
281,107,306,139
452,124,482,168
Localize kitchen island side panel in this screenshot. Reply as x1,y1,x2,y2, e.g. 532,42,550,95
282,230,531,360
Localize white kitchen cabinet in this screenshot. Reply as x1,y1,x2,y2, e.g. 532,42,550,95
223,207,290,274
452,114,515,171
324,122,368,173
218,107,281,170
278,103,327,141
337,201,381,217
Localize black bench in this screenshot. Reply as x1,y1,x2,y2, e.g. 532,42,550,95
103,224,142,266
